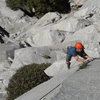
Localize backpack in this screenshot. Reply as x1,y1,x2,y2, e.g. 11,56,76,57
67,46,75,56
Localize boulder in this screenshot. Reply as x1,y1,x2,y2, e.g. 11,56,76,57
0,0,24,20
44,60,67,77
52,17,79,33
23,29,66,47
10,47,57,70
74,0,100,19
52,17,92,33
0,0,38,34
34,12,61,27
74,0,100,21
63,25,99,44
34,29,66,46
6,16,38,34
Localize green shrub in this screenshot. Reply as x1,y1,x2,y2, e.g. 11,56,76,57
6,63,51,100
6,0,71,17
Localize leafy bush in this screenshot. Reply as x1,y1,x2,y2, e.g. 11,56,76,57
6,63,51,100
6,0,71,17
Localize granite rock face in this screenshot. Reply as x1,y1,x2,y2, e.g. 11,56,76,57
1,0,100,99
52,59,100,100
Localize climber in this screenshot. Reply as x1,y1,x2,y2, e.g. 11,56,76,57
66,42,93,69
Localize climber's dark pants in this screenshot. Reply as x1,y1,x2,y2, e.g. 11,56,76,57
66,54,72,69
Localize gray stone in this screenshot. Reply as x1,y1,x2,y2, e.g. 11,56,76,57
34,12,61,27
52,59,100,100
10,46,58,70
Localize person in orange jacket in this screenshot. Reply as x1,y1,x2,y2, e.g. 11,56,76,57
66,42,93,69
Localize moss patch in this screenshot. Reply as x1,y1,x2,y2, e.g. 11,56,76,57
6,63,51,100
